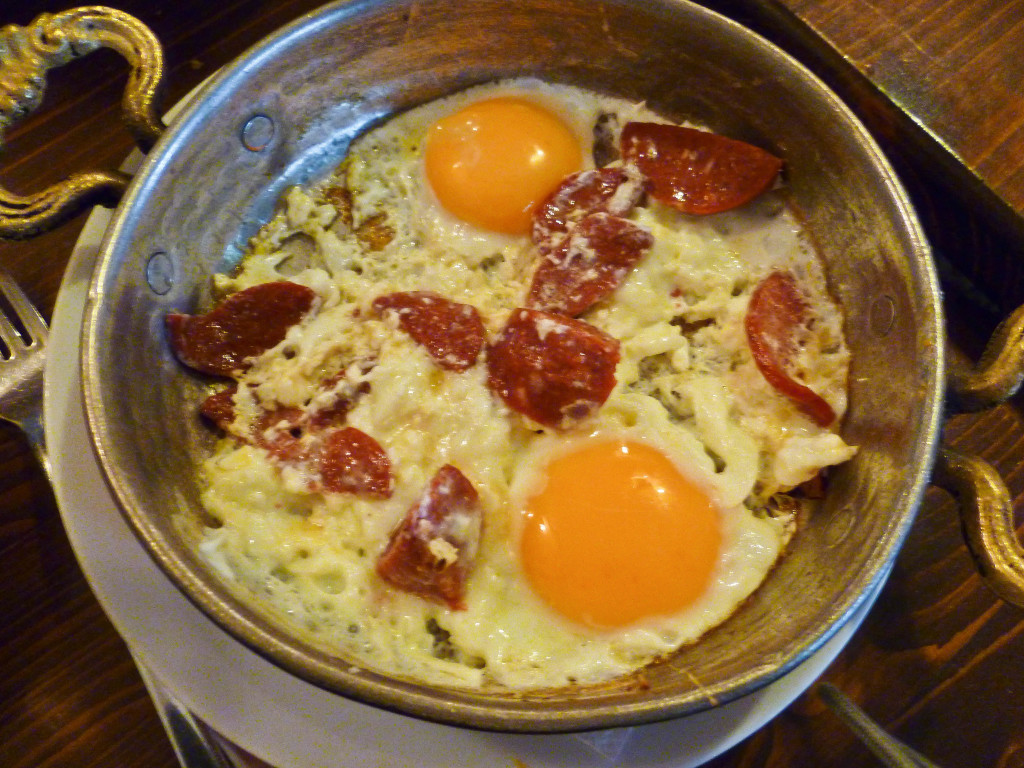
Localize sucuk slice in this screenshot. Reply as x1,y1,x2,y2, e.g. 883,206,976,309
376,465,483,610
531,166,646,253
303,366,372,431
318,426,394,498
620,122,782,215
166,281,316,377
527,211,653,317
254,406,309,463
372,291,486,372
744,271,836,427
200,379,384,488
486,308,620,429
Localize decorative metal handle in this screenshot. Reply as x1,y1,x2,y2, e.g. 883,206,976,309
0,6,166,239
935,302,1024,608
932,448,1024,608
946,302,1024,411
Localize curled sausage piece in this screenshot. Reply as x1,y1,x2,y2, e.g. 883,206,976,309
199,382,388,491
620,122,782,215
372,291,486,372
304,365,373,431
255,407,310,464
527,211,654,317
376,465,483,610
200,385,308,462
531,166,647,253
167,281,316,377
487,308,620,429
745,271,836,427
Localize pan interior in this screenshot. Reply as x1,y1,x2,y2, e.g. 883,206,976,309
81,0,942,732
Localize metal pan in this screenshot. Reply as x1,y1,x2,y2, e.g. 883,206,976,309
2,0,1021,734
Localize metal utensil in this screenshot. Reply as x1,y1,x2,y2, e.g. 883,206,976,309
0,270,49,473
819,683,943,768
0,269,235,768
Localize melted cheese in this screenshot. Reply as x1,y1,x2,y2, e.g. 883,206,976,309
195,79,856,689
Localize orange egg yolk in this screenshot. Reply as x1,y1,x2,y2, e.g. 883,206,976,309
520,440,722,629
424,97,582,234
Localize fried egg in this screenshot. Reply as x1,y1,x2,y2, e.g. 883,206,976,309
198,78,857,689
516,434,722,630
335,80,649,268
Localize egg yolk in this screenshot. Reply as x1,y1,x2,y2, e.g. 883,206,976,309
424,97,582,234
520,440,722,629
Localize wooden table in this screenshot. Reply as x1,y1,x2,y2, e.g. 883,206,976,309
1,1,1022,767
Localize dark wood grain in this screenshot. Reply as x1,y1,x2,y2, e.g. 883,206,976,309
1,2,1023,768
776,0,1024,213
711,0,1024,320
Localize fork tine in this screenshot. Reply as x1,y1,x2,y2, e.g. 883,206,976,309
0,271,49,347
0,307,21,355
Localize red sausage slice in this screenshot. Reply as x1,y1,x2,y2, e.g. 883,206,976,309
372,291,485,372
305,367,372,431
305,393,358,431
527,211,653,316
376,465,483,610
620,122,782,215
167,281,316,377
318,426,394,498
487,308,620,429
199,386,237,430
531,166,646,253
745,271,836,427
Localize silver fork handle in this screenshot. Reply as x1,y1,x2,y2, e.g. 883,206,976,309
13,391,50,478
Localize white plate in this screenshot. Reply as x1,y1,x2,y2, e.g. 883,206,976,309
43,156,881,768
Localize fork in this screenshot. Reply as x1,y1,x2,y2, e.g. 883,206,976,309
0,269,234,768
0,270,49,476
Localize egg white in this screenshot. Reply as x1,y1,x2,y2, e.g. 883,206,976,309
197,78,856,689
340,78,661,266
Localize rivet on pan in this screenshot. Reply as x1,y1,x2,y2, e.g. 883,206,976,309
869,295,896,337
146,251,175,295
824,505,855,547
241,114,275,152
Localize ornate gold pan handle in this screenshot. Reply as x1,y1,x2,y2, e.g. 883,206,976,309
0,6,165,239
947,303,1024,412
935,449,1024,607
935,317,1024,607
